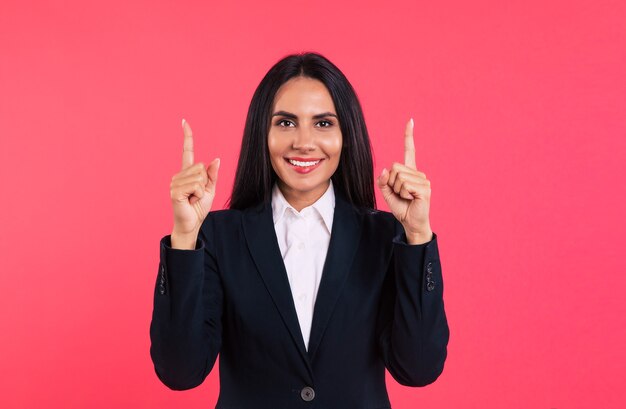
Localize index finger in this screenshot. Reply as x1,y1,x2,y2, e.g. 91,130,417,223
181,118,194,170
404,118,416,169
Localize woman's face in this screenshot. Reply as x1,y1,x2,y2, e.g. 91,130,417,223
268,76,342,205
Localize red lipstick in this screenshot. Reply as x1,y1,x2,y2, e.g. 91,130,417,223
284,157,324,174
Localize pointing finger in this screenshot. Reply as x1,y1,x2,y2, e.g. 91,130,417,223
182,118,194,170
404,118,416,170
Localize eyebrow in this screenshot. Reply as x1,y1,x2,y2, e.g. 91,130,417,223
271,110,338,120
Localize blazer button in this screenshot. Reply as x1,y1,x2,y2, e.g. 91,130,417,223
426,278,436,292
159,263,166,294
300,386,315,401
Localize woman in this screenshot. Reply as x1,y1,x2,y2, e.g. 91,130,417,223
150,52,449,408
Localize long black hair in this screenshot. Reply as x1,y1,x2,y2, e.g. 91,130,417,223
228,52,375,210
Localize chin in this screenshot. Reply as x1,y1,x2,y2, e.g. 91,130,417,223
285,179,324,191
280,174,329,192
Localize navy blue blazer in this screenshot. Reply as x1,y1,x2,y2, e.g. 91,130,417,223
150,186,449,408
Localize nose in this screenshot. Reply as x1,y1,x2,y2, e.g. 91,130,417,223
292,125,315,151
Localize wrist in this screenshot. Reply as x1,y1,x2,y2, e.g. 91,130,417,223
403,225,433,245
171,229,199,250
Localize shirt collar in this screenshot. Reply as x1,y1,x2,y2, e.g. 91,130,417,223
271,179,336,233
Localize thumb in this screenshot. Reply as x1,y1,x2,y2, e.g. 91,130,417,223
196,158,220,215
207,158,220,187
377,168,397,208
377,168,390,191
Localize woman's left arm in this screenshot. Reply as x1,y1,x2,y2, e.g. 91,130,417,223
376,118,450,386
377,226,449,387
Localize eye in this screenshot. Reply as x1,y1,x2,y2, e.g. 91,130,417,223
276,119,295,127
316,120,334,128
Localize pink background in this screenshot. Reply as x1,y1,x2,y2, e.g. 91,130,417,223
1,0,624,408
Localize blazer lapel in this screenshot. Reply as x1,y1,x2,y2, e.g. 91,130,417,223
307,191,361,361
242,200,313,376
241,187,362,370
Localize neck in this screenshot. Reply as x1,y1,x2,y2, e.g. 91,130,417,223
278,180,330,212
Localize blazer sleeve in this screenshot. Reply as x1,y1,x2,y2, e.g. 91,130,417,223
377,221,450,387
149,215,223,390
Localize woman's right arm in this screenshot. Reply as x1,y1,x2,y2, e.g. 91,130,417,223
149,119,222,390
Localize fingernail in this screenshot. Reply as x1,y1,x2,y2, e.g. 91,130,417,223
182,118,186,127
409,118,414,126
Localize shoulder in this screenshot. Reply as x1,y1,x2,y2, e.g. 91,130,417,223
206,208,244,224
353,206,403,236
197,208,245,242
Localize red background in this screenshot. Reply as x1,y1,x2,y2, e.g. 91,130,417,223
1,0,624,408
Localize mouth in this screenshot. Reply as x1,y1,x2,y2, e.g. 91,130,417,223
284,157,324,174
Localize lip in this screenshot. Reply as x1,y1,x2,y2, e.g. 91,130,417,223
287,157,324,161
284,157,324,174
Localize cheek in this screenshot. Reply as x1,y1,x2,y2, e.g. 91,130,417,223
323,133,343,159
266,134,282,173
267,133,278,155
267,134,285,160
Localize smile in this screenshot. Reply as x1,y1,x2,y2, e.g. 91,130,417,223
287,159,321,167
284,157,324,174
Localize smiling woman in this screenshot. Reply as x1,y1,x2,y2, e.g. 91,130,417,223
150,52,449,408
229,52,376,212
268,77,343,211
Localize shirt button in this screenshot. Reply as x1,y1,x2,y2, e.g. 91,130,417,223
297,242,305,250
298,293,307,302
300,386,315,401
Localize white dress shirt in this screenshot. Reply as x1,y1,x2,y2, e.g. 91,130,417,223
271,180,335,351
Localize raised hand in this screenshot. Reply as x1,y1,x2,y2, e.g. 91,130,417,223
169,119,220,247
377,118,433,244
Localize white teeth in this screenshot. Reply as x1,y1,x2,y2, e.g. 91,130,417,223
288,159,321,167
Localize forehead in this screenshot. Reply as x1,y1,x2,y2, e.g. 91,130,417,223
272,77,336,113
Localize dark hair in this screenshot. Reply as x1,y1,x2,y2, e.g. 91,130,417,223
228,52,375,210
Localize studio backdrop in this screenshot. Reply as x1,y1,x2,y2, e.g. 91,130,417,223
0,0,624,408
